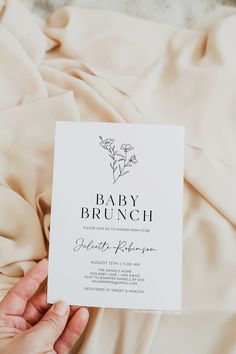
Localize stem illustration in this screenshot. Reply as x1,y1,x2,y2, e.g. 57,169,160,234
99,137,138,184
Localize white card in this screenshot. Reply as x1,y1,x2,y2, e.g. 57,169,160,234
48,122,184,311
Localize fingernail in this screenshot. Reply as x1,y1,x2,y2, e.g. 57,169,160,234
53,301,68,316
79,307,89,322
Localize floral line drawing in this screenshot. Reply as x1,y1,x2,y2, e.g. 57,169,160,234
99,136,138,184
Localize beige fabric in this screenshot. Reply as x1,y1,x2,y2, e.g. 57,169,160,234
0,0,236,353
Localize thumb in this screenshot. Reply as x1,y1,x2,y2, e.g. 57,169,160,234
28,301,69,347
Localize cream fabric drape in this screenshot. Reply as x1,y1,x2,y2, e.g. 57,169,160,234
0,1,236,353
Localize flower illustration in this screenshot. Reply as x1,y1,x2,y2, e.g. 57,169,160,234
129,154,138,164
120,144,134,152
99,136,114,150
99,136,138,184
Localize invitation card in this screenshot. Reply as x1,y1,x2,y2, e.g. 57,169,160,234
48,122,184,311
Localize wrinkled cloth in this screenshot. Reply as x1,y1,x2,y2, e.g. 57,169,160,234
0,1,236,353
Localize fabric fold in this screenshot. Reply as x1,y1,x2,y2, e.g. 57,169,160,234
0,92,79,296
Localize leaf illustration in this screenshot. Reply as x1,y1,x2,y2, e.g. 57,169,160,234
99,135,137,184
121,171,130,176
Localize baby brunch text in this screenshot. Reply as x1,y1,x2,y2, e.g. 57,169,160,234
81,194,153,222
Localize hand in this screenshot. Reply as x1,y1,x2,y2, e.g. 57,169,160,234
0,259,89,354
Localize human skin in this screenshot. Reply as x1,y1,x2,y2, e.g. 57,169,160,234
0,258,89,354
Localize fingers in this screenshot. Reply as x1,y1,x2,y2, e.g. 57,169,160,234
54,307,89,354
0,258,48,315
68,305,83,320
23,292,83,325
22,290,51,325
27,301,70,350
